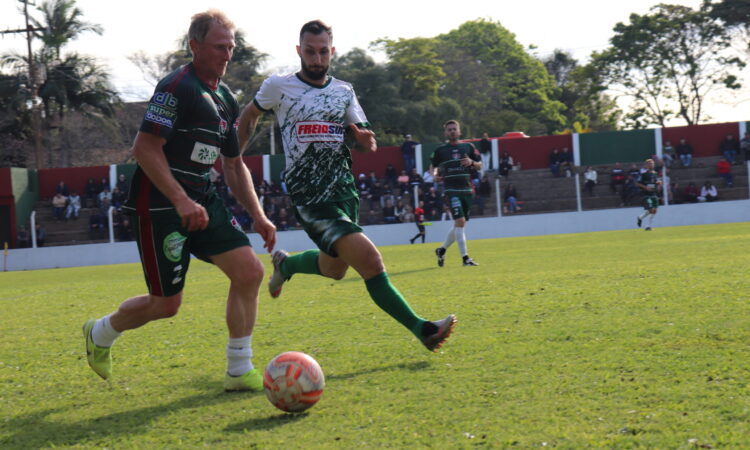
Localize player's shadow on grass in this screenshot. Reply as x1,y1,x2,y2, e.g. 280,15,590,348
224,411,308,433
0,378,263,448
326,360,430,382
338,267,438,284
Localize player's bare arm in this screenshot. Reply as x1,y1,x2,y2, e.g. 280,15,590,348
131,131,208,231
222,155,276,252
349,124,377,153
238,102,264,152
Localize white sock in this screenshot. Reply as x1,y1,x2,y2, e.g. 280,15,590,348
647,214,655,226
91,314,121,348
455,226,468,257
638,212,650,220
227,336,253,376
442,226,456,249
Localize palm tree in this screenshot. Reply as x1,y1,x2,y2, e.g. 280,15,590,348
30,0,103,63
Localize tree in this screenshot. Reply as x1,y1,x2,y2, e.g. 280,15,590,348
705,0,750,59
593,4,743,128
378,20,565,137
30,0,103,63
542,50,621,132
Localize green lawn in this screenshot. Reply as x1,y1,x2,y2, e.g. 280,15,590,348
1,223,749,448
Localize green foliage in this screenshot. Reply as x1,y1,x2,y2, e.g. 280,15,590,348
1,223,749,447
30,0,103,63
543,50,621,133
376,20,565,139
594,4,743,128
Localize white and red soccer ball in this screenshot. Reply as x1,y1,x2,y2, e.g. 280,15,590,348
263,351,325,413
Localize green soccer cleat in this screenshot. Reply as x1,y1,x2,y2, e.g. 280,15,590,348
83,319,112,380
224,368,263,392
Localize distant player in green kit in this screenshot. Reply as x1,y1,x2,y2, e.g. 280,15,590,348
636,158,661,231
238,20,455,352
432,120,481,267
82,10,276,391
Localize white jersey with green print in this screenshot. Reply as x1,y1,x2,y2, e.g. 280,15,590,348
253,73,369,206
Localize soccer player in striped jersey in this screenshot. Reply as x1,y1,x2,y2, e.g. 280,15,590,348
431,120,481,267
82,10,276,392
238,20,455,352
636,158,661,231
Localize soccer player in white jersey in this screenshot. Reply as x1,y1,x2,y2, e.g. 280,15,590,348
238,20,455,352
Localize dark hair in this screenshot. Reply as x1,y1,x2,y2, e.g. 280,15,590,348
443,119,460,128
300,20,332,42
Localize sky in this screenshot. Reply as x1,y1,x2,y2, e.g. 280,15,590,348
1,0,748,124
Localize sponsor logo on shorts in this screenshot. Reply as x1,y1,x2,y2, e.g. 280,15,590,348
163,232,187,263
172,264,183,285
230,217,243,232
191,142,220,165
296,121,345,144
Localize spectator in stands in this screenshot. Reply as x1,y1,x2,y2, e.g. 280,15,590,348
98,185,112,208
116,174,129,196
498,152,513,179
17,225,30,248
477,173,491,215
273,207,291,232
66,191,81,220
698,181,718,202
397,170,410,195
369,181,383,209
628,164,641,179
84,177,98,208
549,148,561,177
609,162,626,194
400,134,418,174
684,182,699,203
89,209,106,238
423,186,440,214
364,209,379,225
408,168,423,194
52,191,67,220
670,181,683,204
719,134,740,165
676,138,693,167
559,147,574,177
479,133,492,173
56,181,70,196
382,198,398,224
399,204,414,224
583,166,597,196
35,223,46,247
116,214,133,241
662,140,675,168
384,163,398,189
422,168,434,190
621,175,640,206
98,177,109,195
717,157,734,187
741,131,750,163
111,186,127,209
503,183,520,214
356,173,371,202
232,202,252,231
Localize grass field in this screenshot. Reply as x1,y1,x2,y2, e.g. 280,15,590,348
1,222,750,448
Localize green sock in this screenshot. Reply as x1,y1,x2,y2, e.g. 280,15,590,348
365,272,426,338
280,249,321,278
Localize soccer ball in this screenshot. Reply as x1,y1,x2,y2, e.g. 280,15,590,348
263,351,325,413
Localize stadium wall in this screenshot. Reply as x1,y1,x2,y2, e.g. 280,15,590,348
5,199,748,271
38,165,109,199
579,129,656,166
661,122,741,159
498,134,572,170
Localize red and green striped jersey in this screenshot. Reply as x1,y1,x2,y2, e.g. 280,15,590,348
124,63,240,212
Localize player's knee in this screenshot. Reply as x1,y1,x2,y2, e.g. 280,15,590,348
231,257,265,287
157,294,182,318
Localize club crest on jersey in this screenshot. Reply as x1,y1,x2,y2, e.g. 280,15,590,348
191,142,220,165
452,150,461,159
219,119,228,134
296,121,345,144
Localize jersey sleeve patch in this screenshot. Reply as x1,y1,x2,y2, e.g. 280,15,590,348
141,91,179,138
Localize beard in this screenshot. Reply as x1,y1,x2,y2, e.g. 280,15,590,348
300,58,329,81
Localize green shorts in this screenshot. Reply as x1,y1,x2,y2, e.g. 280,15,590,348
129,193,250,297
643,196,659,211
446,191,473,220
293,197,363,257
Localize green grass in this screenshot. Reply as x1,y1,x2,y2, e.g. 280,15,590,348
1,223,750,448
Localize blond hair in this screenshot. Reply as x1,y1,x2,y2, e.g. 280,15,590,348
189,10,235,43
